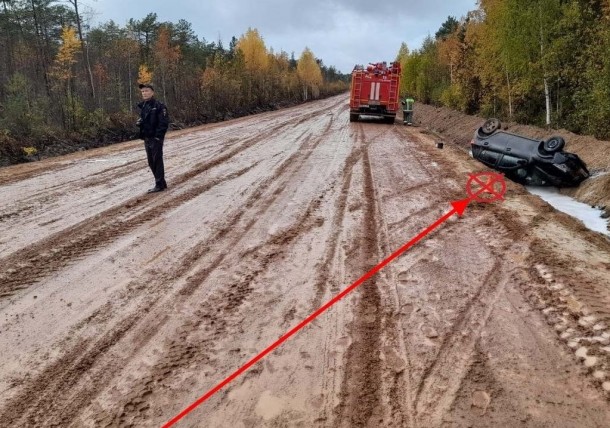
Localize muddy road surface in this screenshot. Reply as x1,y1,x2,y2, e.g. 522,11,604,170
2,94,610,427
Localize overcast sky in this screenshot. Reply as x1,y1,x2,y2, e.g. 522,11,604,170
84,0,478,74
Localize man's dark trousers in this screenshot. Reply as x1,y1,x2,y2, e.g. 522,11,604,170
145,137,167,189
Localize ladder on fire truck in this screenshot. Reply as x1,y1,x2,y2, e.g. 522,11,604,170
352,72,362,109
388,71,399,112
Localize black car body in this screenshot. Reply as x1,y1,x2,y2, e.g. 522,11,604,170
471,119,590,187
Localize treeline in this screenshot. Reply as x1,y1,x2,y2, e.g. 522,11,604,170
0,1,349,165
397,0,610,139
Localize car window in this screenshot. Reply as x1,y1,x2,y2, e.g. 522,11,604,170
498,155,523,168
479,150,501,165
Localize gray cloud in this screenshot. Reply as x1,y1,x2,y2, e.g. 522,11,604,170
87,0,477,73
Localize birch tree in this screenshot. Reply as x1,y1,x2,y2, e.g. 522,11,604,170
237,28,268,103
297,47,322,100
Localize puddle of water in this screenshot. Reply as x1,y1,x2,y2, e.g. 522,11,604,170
526,186,609,236
590,169,609,178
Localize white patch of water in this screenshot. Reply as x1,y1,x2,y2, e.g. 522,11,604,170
590,169,609,178
526,186,610,237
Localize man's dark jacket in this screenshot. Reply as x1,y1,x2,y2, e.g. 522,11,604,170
137,98,169,140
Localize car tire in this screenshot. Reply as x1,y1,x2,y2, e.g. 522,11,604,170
543,136,565,153
480,118,501,135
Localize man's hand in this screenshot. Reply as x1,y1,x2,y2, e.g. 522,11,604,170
136,118,143,127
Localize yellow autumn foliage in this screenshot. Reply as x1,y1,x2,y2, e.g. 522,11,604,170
51,26,81,81
297,47,322,99
237,28,269,73
138,64,153,85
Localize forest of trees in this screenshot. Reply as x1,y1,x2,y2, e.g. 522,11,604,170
0,1,349,164
397,0,610,139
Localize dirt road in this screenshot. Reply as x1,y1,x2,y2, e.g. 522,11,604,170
1,94,610,427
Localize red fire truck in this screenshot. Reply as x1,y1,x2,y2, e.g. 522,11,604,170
349,62,401,123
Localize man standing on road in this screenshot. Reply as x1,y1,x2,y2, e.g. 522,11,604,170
137,83,169,193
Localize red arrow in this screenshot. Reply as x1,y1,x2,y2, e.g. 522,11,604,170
162,196,480,427
451,198,470,217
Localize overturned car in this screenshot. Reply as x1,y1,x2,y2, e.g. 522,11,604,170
471,118,590,187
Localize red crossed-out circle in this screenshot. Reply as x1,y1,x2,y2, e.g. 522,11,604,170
466,172,506,203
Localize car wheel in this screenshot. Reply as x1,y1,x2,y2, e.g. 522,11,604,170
543,136,565,153
481,118,501,135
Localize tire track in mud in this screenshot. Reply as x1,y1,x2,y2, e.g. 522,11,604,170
372,139,433,428
80,159,145,188
329,124,440,426
393,126,469,191
388,127,463,209
79,126,267,190
336,142,384,427
412,219,515,427
0,162,257,300
376,216,417,428
0,103,330,242
0,99,343,231
529,238,610,324
82,119,338,426
2,121,268,208
1,158,144,206
526,261,610,398
93,103,332,187
386,203,435,232
412,260,504,425
176,129,327,299
365,127,508,426
391,127,440,183
97,109,346,425
0,162,74,187
513,217,610,398
0,117,320,299
98,194,328,427
0,306,152,427
0,113,338,426
311,125,364,308
311,124,363,424
353,125,473,426
380,181,431,204
0,153,263,423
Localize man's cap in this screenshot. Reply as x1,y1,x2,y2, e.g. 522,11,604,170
139,83,154,91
